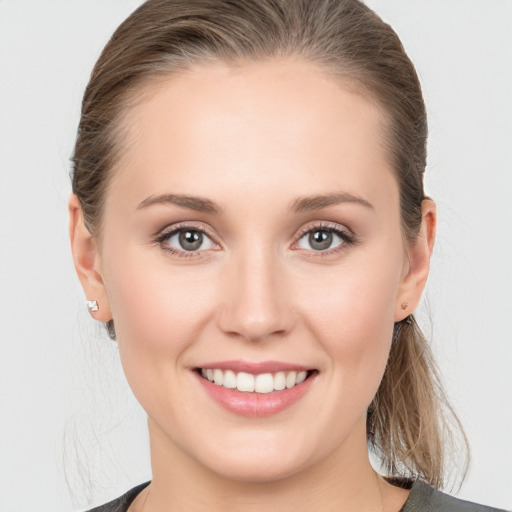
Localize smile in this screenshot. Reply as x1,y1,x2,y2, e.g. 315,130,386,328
194,362,318,417
199,368,309,393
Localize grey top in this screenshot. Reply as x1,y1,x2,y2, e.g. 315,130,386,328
87,480,507,512
401,481,506,511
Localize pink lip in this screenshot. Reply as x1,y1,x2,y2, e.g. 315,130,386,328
193,365,317,418
196,360,311,374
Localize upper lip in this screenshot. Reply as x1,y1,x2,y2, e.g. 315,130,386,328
195,360,313,374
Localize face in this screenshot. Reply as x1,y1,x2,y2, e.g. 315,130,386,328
76,59,424,483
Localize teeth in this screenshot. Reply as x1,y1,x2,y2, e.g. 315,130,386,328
223,369,237,389
200,368,310,393
213,369,223,386
286,371,297,389
255,373,274,394
237,372,255,392
274,371,286,390
296,371,307,384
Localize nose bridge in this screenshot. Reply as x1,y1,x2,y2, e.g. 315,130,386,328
217,240,292,342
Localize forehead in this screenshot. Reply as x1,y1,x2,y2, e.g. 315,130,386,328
110,58,396,212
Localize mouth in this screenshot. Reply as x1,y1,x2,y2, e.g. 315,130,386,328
196,368,315,394
193,362,318,417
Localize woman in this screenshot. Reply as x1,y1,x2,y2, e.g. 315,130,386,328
68,0,506,510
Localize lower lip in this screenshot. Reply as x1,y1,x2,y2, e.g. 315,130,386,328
195,371,317,417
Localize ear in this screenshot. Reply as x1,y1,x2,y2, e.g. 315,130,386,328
394,198,436,322
68,194,112,322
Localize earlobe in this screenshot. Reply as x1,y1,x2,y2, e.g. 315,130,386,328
394,199,437,322
68,194,112,322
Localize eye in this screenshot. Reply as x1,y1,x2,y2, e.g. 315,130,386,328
296,224,353,252
159,227,215,253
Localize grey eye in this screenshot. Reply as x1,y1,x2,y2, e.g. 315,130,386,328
164,229,214,252
308,231,333,250
297,229,343,251
179,230,203,251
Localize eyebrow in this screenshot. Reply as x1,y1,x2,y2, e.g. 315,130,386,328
137,191,373,215
137,193,222,214
290,192,374,212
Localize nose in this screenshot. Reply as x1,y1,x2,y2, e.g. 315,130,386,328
216,245,295,343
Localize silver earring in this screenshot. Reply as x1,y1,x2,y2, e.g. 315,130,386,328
87,300,99,313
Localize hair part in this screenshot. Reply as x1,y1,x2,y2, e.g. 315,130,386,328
71,0,468,487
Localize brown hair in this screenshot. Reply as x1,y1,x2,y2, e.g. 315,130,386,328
71,0,467,488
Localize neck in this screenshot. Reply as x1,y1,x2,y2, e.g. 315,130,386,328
140,417,406,512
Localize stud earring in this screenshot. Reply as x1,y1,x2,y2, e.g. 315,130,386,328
87,300,99,313
400,302,412,325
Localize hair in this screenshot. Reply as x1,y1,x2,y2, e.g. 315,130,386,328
71,0,468,489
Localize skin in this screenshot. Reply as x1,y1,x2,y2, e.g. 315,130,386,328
69,59,436,512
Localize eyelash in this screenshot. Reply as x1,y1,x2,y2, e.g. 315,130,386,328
154,222,219,258
154,221,357,258
293,222,357,257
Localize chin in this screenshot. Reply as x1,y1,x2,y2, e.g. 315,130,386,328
201,451,310,484
185,426,331,485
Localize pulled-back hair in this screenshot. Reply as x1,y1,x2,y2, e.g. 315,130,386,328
71,0,467,488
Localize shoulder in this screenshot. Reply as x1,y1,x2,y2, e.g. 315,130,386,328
86,482,150,512
403,481,508,512
85,480,508,512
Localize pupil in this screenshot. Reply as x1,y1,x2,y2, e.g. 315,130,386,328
309,230,332,251
179,230,202,250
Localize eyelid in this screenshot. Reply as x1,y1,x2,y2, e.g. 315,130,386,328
291,221,357,254
154,222,221,256
153,220,356,258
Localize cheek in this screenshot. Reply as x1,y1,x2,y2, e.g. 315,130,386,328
301,250,401,338
101,248,217,397
298,250,402,404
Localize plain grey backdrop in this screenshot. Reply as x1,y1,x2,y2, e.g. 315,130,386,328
0,1,511,511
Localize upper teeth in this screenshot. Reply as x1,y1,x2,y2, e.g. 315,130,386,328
200,369,308,393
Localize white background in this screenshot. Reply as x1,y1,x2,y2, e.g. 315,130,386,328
0,1,511,510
